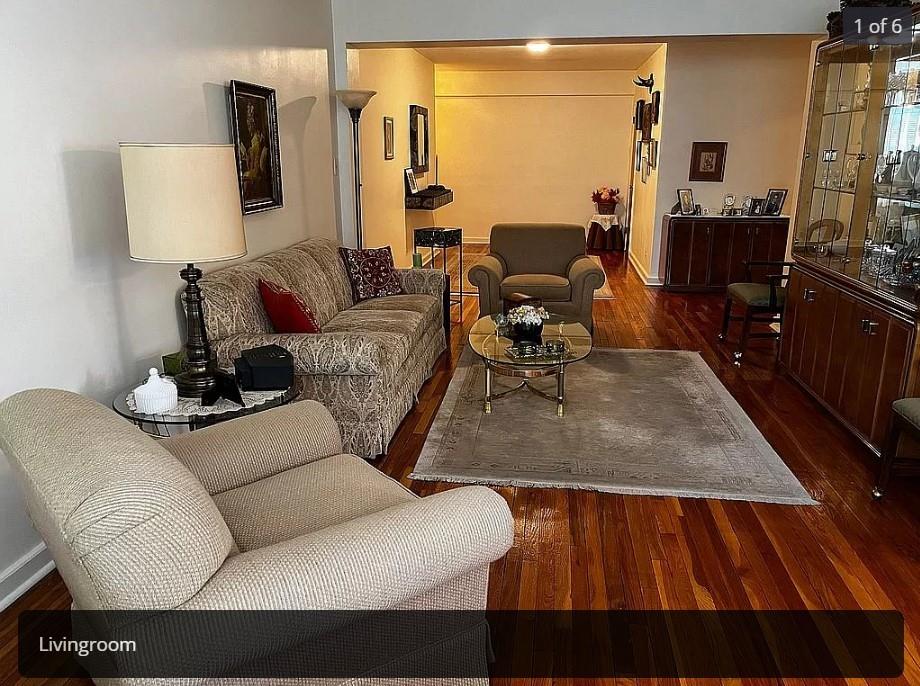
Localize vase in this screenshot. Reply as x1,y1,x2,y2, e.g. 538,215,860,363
511,321,543,344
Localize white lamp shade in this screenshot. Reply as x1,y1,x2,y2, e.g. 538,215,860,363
336,89,377,111
120,143,247,264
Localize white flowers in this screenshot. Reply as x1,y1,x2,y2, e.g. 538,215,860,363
507,305,550,327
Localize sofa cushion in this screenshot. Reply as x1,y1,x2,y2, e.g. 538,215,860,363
200,262,290,341
322,308,425,368
351,294,441,335
211,453,416,552
259,246,343,327
259,279,321,334
290,238,355,313
339,246,405,302
500,274,572,301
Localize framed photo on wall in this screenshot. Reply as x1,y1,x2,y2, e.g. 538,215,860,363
689,141,727,182
764,188,788,216
229,80,283,214
641,102,654,142
635,99,646,132
384,117,395,160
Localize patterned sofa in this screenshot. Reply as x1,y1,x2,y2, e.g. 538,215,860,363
200,237,447,458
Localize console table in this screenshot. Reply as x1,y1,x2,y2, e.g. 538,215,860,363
662,214,790,291
414,227,463,323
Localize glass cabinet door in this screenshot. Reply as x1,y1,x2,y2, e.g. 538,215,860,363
794,44,873,271
862,31,920,299
795,15,920,306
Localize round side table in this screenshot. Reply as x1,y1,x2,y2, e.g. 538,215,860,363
113,378,302,438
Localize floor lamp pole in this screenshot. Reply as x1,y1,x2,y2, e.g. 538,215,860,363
348,108,364,250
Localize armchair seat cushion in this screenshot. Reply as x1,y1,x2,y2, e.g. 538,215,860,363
727,282,786,308
212,454,416,552
500,274,571,301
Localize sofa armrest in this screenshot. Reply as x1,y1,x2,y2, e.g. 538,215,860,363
213,332,392,377
395,268,447,298
567,256,606,305
181,486,513,611
468,255,505,318
161,401,343,495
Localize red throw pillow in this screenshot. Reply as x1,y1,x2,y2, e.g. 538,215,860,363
258,279,321,334
339,246,405,302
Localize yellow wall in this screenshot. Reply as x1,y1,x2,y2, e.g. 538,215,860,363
434,70,637,241
349,48,438,266
646,36,815,281
628,44,667,284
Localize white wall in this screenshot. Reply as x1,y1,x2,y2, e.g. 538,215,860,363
434,70,635,240
0,0,338,609
329,0,837,256
332,0,837,43
648,37,815,280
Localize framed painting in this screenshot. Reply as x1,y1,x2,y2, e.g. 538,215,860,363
689,141,727,182
229,80,283,214
384,117,395,160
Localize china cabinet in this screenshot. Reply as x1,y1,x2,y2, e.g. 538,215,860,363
783,24,920,455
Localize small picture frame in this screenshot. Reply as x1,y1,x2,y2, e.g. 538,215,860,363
635,140,643,172
741,195,754,215
689,141,727,183
764,188,788,216
648,139,658,169
635,100,646,132
383,117,395,160
641,156,650,184
651,91,661,125
404,167,419,195
678,189,695,215
750,198,765,216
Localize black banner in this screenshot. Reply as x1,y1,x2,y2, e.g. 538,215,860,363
19,610,903,679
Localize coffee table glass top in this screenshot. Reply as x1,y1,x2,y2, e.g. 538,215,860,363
469,315,593,367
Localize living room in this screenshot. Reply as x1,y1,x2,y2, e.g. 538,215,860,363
1,0,918,683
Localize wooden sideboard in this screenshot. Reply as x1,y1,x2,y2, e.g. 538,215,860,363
662,215,790,291
780,262,919,455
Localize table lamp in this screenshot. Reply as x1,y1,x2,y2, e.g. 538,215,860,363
336,89,376,249
120,143,247,398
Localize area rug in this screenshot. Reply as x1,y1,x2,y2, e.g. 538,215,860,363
455,253,615,299
411,348,816,505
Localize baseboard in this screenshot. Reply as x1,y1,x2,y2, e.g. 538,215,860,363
628,251,664,287
0,543,54,612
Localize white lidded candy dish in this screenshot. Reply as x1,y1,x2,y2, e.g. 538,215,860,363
133,368,178,414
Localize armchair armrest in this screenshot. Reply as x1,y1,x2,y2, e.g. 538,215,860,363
213,332,392,377
469,255,505,318
567,256,606,303
161,401,343,495
395,268,447,298
181,486,514,611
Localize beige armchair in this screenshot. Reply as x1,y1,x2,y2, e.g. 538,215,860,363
0,389,513,683
469,223,606,331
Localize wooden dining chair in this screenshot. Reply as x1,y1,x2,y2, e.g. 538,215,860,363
719,261,795,366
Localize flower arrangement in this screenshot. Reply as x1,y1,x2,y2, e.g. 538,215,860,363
507,305,550,327
591,186,621,204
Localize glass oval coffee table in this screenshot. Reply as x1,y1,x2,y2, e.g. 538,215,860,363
468,315,593,416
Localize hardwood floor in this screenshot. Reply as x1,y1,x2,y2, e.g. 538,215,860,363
3,248,920,685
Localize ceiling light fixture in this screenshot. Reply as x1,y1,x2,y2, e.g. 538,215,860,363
526,40,551,54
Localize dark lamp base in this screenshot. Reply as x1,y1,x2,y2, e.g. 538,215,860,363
175,368,218,399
